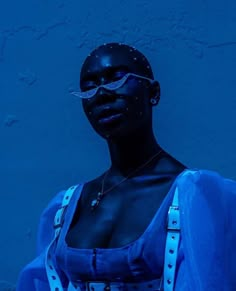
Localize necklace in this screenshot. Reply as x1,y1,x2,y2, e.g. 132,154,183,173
91,149,163,211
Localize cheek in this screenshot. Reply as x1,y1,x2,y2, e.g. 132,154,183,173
118,82,150,110
126,79,150,97
82,99,91,115
81,101,94,126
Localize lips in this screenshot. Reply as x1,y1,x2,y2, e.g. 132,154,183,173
96,107,122,120
99,113,123,125
93,107,124,126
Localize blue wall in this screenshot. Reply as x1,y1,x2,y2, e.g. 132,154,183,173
0,0,236,288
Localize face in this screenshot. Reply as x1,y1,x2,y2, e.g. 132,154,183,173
79,44,160,140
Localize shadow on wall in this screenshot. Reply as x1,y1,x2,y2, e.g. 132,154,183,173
0,281,15,291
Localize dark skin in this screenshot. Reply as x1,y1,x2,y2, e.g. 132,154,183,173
66,44,188,249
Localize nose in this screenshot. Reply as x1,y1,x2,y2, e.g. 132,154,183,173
93,85,116,105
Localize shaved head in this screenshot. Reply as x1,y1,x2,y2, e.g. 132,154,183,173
80,42,154,85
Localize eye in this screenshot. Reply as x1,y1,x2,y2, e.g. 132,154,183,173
81,81,97,91
112,71,127,81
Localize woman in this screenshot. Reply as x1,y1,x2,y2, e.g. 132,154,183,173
17,43,236,291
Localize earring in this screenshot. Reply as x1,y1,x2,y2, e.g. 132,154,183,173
150,97,159,105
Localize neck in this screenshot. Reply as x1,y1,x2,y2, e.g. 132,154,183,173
107,128,163,177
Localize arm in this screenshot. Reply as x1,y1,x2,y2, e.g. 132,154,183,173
16,190,69,291
223,178,236,290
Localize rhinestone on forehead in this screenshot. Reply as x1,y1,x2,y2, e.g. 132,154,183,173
82,44,154,81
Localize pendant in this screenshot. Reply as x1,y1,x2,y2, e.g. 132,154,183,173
91,198,99,209
91,192,103,211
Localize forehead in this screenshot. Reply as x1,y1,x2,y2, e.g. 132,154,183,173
80,46,150,81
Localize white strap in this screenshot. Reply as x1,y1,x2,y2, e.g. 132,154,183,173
45,185,79,290
164,187,180,291
45,183,183,290
79,278,163,290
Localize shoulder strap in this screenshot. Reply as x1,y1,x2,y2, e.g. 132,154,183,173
164,186,180,291
45,184,80,290
53,185,79,231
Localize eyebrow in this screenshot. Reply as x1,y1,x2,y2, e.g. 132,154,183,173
81,65,130,83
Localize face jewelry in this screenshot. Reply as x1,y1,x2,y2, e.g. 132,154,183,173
91,149,163,211
71,72,157,99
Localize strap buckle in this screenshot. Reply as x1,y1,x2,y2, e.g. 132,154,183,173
85,281,111,291
53,206,66,229
167,205,180,231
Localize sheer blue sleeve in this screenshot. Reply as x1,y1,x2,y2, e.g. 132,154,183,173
16,190,69,291
223,177,236,288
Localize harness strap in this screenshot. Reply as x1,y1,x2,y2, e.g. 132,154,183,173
45,185,79,290
164,187,180,291
72,278,163,290
45,184,181,291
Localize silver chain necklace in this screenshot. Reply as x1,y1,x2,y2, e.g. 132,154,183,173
91,149,163,211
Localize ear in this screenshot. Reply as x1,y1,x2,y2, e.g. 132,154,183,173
149,81,161,105
150,81,160,98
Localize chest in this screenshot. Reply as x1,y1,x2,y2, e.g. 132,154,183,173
65,176,175,249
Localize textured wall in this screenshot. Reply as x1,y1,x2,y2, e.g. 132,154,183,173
0,0,236,286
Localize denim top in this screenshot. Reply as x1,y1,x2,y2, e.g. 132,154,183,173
55,173,185,284
17,168,236,290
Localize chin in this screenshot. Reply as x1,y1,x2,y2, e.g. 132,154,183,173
92,118,142,141
101,127,134,142
92,120,126,140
